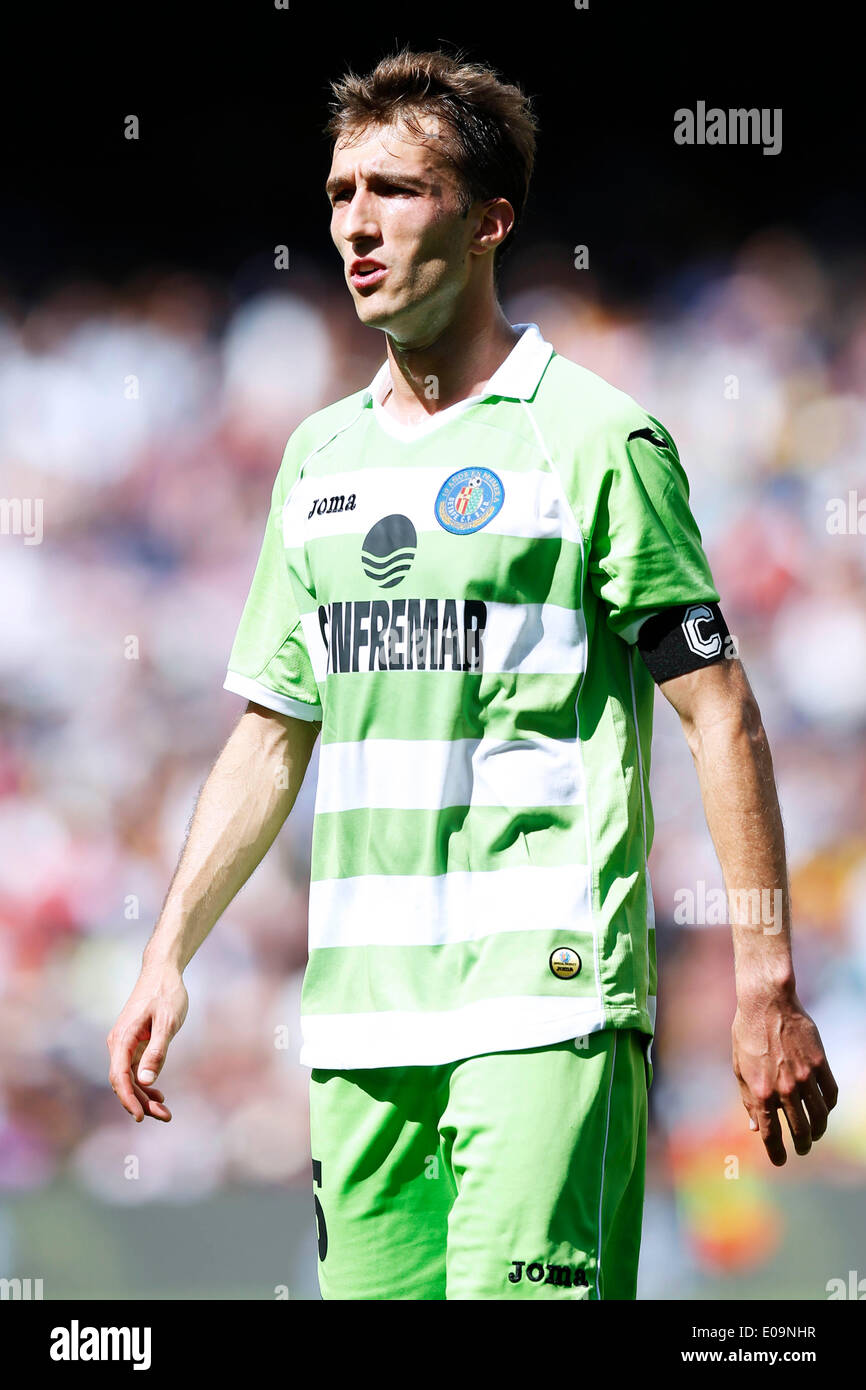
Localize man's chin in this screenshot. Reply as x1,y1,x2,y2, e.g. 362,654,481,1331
352,295,403,331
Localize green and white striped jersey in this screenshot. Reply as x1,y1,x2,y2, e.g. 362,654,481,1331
224,323,719,1068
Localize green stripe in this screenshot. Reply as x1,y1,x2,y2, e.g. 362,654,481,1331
302,927,600,1015
318,670,580,743
311,804,587,879
288,533,583,612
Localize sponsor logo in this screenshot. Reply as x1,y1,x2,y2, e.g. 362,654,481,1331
361,514,417,589
549,947,581,980
307,492,357,519
627,427,670,450
317,598,487,673
508,1260,589,1288
435,467,504,535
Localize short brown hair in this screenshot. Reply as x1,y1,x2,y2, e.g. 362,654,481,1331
324,45,539,273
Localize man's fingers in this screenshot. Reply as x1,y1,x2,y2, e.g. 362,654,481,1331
754,1100,787,1166
815,1058,839,1111
136,1029,171,1086
779,1090,812,1157
800,1076,829,1140
107,1063,170,1123
131,1080,172,1121
108,1062,144,1121
738,1089,759,1132
133,1077,166,1106
108,983,188,1123
107,1029,147,1121
108,1027,169,1121
746,1075,828,1161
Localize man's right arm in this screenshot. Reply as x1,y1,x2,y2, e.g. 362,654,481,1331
106,702,320,1122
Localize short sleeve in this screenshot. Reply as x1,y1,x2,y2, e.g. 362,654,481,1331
223,455,322,722
588,414,720,644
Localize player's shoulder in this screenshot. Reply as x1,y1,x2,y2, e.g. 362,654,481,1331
532,350,688,517
539,349,658,441
280,387,370,472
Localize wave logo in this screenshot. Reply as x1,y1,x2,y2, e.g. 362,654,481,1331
361,514,417,589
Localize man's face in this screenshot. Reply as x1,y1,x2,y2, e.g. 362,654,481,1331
326,117,481,344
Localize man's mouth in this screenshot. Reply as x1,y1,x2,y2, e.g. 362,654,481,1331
349,260,387,289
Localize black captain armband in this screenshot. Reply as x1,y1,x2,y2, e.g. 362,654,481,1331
636,602,732,684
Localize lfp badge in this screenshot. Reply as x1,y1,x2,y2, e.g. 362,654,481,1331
435,467,504,535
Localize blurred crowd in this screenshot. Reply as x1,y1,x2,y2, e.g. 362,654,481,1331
1,228,865,1291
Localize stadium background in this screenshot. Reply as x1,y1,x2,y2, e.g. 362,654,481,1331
1,4,864,1299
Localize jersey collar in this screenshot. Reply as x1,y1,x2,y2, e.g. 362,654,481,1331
362,322,554,408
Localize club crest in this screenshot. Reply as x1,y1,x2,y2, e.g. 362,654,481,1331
434,467,504,535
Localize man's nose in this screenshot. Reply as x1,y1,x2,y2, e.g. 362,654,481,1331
343,189,381,244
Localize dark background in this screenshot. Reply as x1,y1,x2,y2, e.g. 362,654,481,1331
3,1,862,303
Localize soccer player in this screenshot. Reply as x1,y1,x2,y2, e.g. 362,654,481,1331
107,47,837,1300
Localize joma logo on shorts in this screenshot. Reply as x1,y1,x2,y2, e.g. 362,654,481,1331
307,493,357,519
508,1260,589,1288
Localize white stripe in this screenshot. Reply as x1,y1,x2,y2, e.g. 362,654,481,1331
299,599,586,685
223,671,321,720
282,465,584,548
308,862,592,949
299,997,608,1069
314,734,585,814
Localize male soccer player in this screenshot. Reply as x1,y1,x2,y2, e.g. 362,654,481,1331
107,47,837,1300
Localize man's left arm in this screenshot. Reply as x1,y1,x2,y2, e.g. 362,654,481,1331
658,654,838,1166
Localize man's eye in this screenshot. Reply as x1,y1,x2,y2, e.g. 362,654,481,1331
331,185,416,204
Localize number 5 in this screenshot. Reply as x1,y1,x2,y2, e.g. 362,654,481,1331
312,1158,328,1262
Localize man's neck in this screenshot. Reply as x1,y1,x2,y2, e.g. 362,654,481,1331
379,309,522,426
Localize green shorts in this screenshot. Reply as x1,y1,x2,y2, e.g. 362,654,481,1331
309,1027,650,1300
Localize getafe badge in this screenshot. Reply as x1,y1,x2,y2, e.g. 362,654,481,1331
434,467,504,534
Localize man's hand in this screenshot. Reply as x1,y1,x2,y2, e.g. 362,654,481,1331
107,966,189,1122
105,702,319,1124
732,987,838,1166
